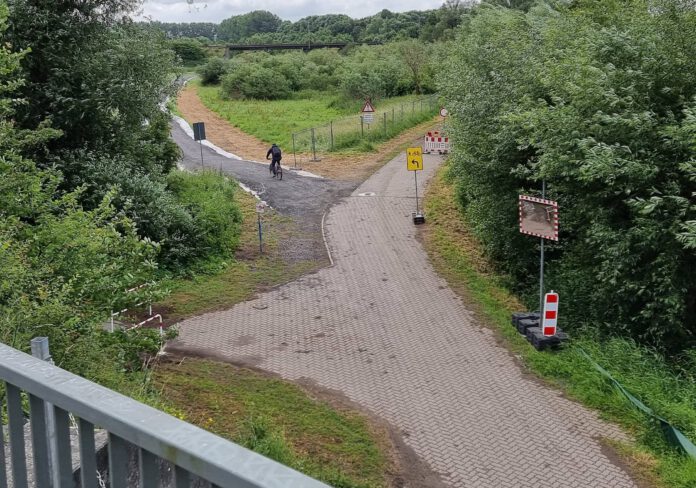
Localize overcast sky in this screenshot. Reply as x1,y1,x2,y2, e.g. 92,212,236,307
138,0,446,23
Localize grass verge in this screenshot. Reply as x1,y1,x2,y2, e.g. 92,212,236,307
158,184,323,323
195,82,433,151
422,163,696,488
154,358,392,488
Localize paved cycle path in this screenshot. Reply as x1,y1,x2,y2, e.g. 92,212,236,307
171,120,354,263
172,151,637,487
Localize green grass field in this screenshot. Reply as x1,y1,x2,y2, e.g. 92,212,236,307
423,164,696,488
155,359,390,488
194,82,429,150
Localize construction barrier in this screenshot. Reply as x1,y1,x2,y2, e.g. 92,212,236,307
423,131,450,154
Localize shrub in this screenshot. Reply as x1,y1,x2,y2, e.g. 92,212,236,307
198,57,228,85
166,170,243,262
170,37,207,64
221,63,291,100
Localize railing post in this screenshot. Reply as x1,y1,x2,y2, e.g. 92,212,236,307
311,127,318,162
383,112,387,136
0,421,6,488
292,132,297,169
31,337,57,488
330,121,334,151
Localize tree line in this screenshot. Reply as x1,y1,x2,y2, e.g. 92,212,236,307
151,1,469,44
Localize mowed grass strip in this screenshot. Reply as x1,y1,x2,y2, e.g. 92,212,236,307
422,163,696,488
195,82,427,150
159,185,323,322
196,83,345,148
154,359,391,488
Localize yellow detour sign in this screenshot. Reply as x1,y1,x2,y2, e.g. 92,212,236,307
407,147,423,171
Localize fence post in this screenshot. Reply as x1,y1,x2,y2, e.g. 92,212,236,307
421,99,423,112
383,112,387,136
412,101,415,113
311,127,318,162
330,121,334,151
31,337,58,488
360,116,364,138
292,133,297,168
392,107,395,123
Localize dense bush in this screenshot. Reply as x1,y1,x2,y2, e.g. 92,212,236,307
221,61,292,100
198,57,229,85
169,37,207,64
166,171,243,264
439,0,696,351
213,44,436,101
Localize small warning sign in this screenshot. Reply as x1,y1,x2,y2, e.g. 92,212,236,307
407,147,423,171
361,100,375,113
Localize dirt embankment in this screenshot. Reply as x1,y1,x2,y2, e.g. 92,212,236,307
177,85,269,160
176,83,440,182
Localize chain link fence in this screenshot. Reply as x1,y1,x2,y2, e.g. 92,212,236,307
291,95,438,162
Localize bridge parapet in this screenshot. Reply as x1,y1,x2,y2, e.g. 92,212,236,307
0,342,328,488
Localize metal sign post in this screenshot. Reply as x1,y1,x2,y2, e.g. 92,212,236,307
519,184,559,314
407,147,425,224
256,201,268,254
193,122,206,168
361,100,375,130
540,180,546,314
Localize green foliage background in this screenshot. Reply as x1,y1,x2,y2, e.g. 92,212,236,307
200,42,437,102
439,0,696,351
0,0,242,394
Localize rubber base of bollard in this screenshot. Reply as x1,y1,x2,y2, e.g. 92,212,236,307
512,312,540,329
525,326,569,351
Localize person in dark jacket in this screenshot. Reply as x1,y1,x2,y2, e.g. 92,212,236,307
266,143,282,177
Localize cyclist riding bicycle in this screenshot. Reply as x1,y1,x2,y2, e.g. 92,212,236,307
266,143,282,178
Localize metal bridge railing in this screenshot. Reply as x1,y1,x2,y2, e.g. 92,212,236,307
0,341,328,488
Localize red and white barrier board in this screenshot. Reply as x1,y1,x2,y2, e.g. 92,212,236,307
423,131,450,154
542,291,559,336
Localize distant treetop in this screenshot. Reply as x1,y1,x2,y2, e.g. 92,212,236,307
147,4,474,44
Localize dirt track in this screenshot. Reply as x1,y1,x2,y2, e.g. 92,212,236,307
176,83,440,182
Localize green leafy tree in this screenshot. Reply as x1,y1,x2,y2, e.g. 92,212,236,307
7,2,177,162
396,40,431,94
439,0,696,349
219,10,282,42
0,1,166,384
169,37,207,64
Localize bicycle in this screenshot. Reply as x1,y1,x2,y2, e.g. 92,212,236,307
269,159,283,180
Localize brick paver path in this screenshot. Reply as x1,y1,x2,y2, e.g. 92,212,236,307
174,153,637,487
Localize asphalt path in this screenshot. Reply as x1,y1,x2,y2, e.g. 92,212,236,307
170,120,355,262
